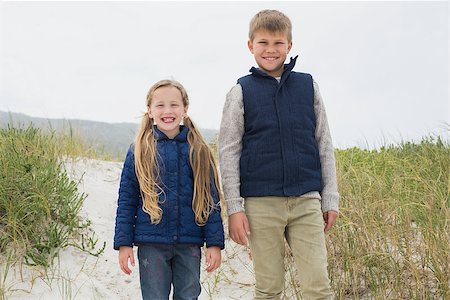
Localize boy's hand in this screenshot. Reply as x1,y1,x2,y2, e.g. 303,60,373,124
118,246,135,275
323,210,338,233
228,212,251,246
205,246,221,272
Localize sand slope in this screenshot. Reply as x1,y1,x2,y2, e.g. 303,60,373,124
3,158,255,299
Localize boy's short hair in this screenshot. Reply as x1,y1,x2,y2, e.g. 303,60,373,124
249,10,292,42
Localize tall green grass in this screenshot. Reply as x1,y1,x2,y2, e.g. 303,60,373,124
327,136,449,299
0,125,105,297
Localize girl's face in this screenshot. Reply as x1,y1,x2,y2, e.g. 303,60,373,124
148,86,188,139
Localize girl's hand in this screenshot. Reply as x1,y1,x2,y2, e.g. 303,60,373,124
118,246,135,275
205,246,221,273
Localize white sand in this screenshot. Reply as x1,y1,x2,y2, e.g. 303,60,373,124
2,158,255,299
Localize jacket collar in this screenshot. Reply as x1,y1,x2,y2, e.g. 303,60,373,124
249,55,298,80
153,125,188,142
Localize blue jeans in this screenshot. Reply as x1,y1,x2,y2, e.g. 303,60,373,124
137,244,201,300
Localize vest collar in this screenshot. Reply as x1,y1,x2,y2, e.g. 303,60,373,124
249,55,298,80
153,125,188,142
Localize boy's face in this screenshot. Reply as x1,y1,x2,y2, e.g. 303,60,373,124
248,30,292,77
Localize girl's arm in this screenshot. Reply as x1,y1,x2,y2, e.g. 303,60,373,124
203,178,225,250
114,145,140,250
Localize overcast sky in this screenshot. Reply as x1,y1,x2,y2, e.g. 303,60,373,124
0,1,448,148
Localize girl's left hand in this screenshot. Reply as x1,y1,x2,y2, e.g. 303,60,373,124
205,246,221,272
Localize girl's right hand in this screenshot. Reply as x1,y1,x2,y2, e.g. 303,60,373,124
118,246,135,275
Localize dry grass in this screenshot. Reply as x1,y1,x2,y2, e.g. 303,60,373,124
328,137,448,299
204,136,449,299
1,124,447,299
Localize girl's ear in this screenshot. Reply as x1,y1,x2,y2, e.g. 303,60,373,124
183,106,189,118
147,106,153,119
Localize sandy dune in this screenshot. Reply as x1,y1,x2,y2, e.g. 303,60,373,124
3,158,255,299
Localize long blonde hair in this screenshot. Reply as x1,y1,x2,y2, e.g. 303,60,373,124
134,79,223,225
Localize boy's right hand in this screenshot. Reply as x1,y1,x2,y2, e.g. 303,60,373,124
118,246,135,275
228,212,251,246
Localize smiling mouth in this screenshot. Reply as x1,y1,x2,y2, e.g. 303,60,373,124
263,57,278,61
162,117,175,123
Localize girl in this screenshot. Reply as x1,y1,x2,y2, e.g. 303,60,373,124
114,79,224,300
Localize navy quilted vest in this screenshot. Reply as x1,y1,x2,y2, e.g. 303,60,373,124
238,56,322,197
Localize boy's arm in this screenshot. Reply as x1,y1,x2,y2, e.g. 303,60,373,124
313,80,340,213
218,84,245,216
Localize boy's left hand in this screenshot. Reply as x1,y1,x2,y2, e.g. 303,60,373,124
205,246,221,272
323,210,338,233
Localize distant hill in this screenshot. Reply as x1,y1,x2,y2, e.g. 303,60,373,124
0,111,218,160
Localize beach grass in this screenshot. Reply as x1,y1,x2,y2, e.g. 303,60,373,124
202,135,449,299
0,121,448,299
326,136,449,299
0,124,105,298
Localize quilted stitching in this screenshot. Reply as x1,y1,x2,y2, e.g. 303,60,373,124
114,126,224,250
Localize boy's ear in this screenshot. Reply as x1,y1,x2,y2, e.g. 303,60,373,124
287,41,293,53
248,40,254,54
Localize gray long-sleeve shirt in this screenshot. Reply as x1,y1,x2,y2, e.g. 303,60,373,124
218,80,339,216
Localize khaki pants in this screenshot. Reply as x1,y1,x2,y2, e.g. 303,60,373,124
245,196,333,300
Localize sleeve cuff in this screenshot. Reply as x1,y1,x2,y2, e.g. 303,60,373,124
225,198,245,216
321,193,340,213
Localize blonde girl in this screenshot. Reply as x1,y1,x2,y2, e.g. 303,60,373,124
114,79,224,299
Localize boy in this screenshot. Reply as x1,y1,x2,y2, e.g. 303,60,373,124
218,9,339,299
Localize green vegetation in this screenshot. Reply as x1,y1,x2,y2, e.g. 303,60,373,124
0,125,105,298
326,136,449,299
0,117,447,299
202,135,449,299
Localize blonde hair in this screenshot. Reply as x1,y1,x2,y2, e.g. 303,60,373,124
249,9,292,42
134,79,223,225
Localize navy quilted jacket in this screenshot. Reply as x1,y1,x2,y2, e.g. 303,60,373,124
113,126,224,250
